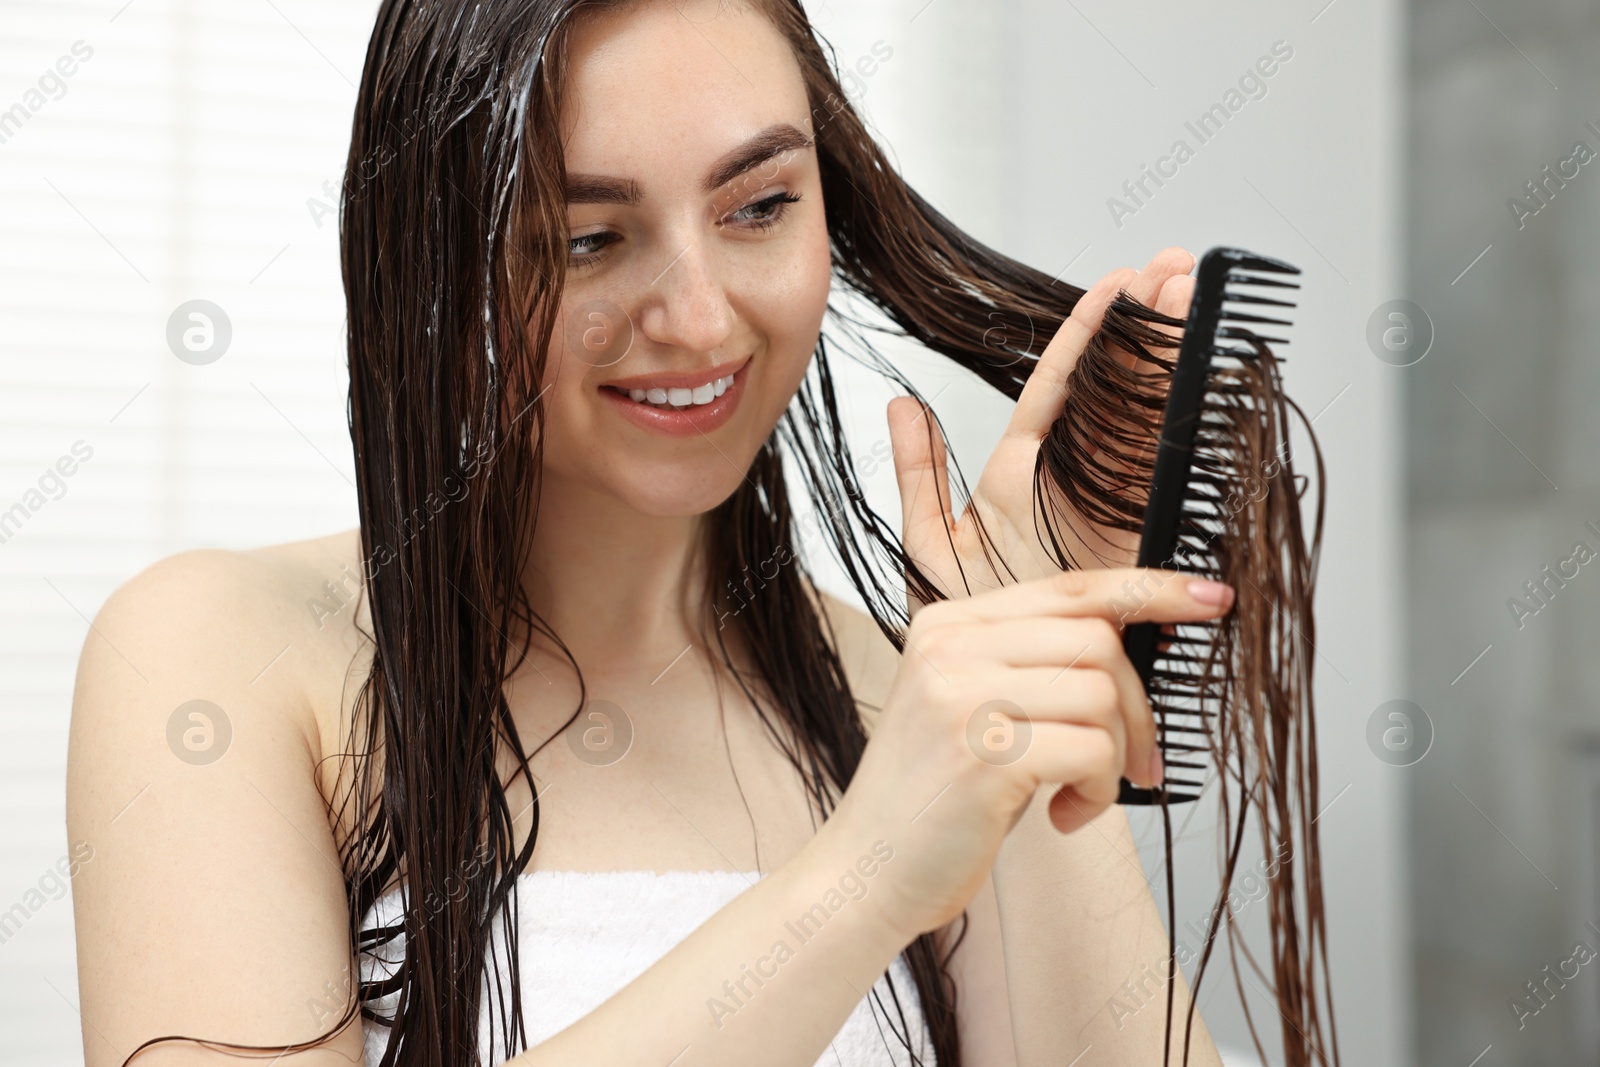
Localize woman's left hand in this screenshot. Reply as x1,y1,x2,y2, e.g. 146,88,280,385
887,246,1196,616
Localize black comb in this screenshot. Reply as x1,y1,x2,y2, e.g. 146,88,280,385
1117,246,1301,806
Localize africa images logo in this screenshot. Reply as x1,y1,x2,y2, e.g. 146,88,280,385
1106,40,1294,229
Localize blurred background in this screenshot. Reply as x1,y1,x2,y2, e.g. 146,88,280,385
0,0,1592,1063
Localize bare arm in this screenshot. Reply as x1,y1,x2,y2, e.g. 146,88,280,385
69,555,923,1067
818,587,1220,1067
935,870,1021,1066
991,791,1223,1067
67,550,365,1066
817,586,1022,1067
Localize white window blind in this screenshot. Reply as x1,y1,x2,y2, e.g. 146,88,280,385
0,1,376,1059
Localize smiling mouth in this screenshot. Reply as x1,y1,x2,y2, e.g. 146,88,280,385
603,372,737,410
597,357,749,438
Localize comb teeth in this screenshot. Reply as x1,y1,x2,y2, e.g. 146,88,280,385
1217,310,1293,327
1207,265,1301,359
1117,247,1300,808
1227,270,1300,288
1222,291,1297,309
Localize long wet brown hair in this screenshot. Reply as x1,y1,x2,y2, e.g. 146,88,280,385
1046,312,1338,1065
116,1,1335,1065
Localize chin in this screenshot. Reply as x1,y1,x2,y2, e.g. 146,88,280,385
604,463,749,519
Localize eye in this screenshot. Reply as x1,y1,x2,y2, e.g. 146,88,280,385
726,191,802,232
568,229,616,267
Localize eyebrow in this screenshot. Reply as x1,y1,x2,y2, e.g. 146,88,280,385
563,122,814,206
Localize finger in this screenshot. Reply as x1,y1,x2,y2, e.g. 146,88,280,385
1005,720,1127,835
978,668,1137,789
1123,246,1195,307
1107,248,1195,375
1019,251,1192,415
1147,272,1195,360
1011,721,1124,817
887,395,955,567
1156,622,1176,655
1117,273,1197,476
936,621,1158,786
933,616,1137,672
1154,271,1195,325
932,566,1234,627
1007,266,1138,440
1046,782,1119,835
963,676,1121,773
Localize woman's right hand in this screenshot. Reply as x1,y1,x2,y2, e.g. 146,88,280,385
823,567,1235,944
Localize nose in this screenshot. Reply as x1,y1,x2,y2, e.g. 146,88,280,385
635,240,735,355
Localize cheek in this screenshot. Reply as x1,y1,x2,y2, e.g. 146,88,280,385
539,297,624,393
745,220,832,392
530,311,600,473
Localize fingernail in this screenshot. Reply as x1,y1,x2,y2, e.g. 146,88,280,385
1148,747,1165,787
1187,579,1234,607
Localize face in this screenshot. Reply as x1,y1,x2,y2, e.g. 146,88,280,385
533,0,831,518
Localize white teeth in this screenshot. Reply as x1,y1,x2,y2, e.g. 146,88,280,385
618,373,736,410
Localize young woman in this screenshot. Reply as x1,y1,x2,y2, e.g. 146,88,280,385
66,1,1231,1064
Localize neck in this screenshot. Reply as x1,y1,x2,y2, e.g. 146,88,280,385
521,470,717,676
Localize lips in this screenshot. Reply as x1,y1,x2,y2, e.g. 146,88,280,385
598,355,750,438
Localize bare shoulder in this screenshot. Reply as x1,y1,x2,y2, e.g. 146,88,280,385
807,580,903,737
247,526,376,734
72,528,370,753
68,523,380,837
65,528,371,1064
